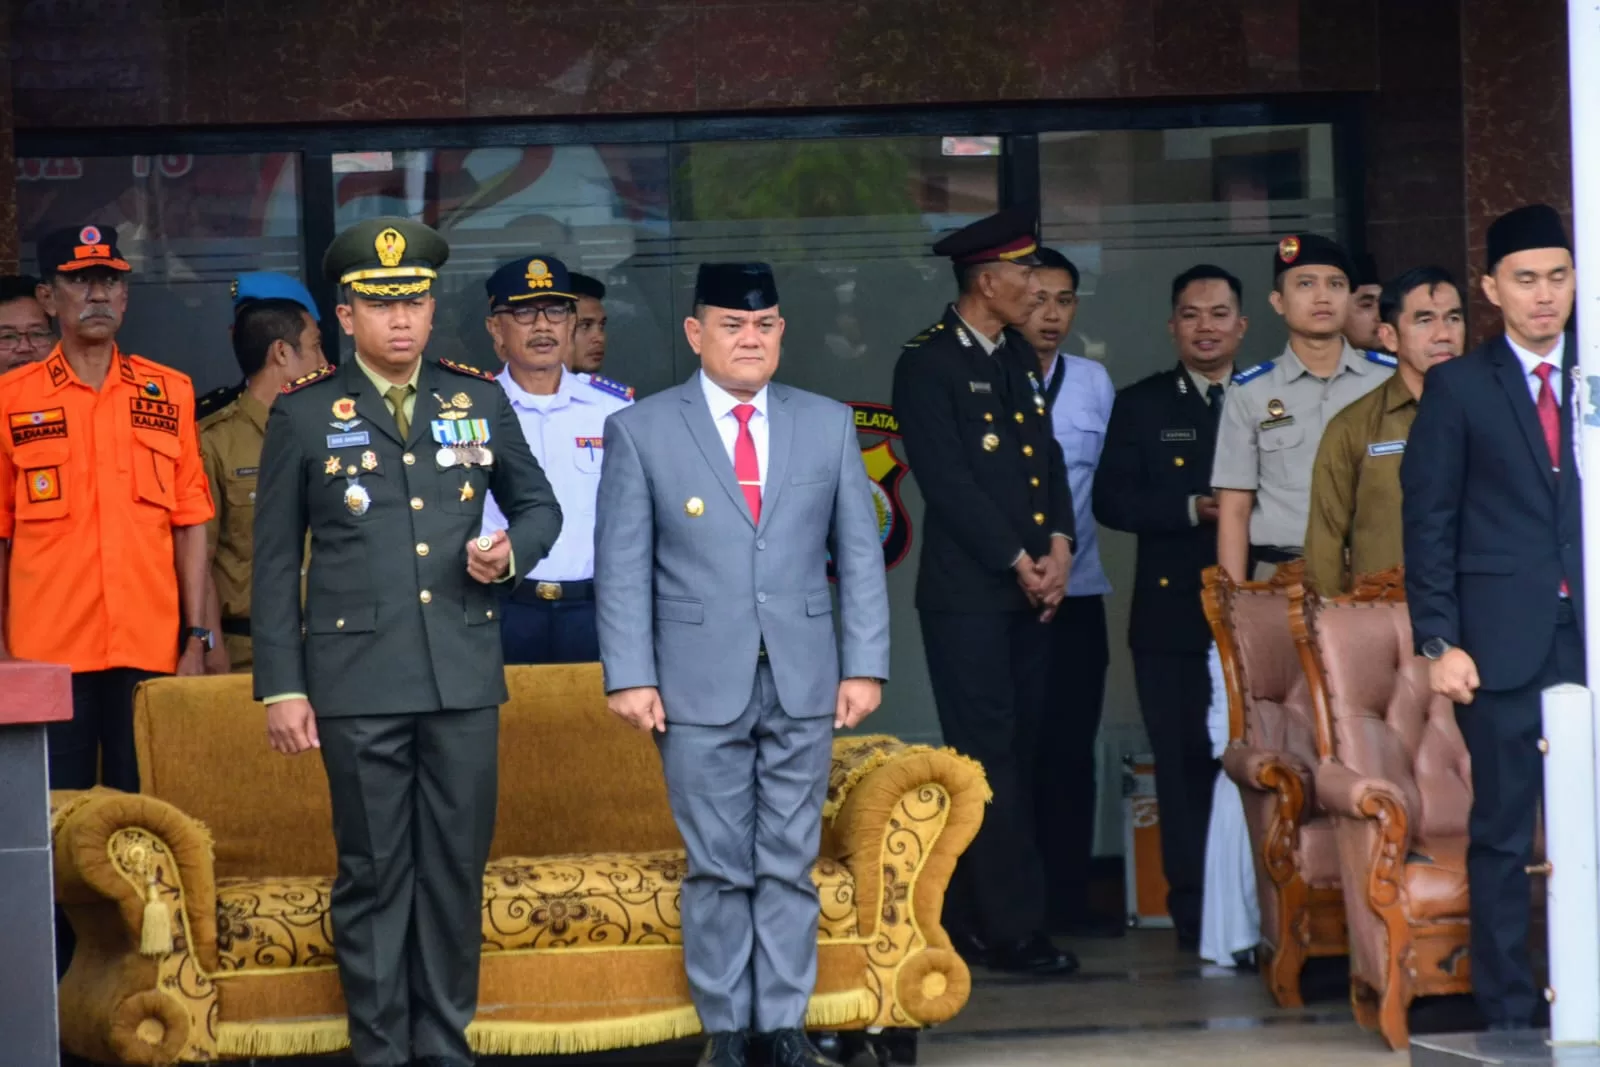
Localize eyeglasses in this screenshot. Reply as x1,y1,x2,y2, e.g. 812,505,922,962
0,329,53,350
497,303,573,325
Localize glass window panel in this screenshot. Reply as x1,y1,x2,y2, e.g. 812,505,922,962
14,153,303,394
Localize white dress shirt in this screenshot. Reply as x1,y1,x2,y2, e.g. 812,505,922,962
1043,352,1114,597
482,366,632,580
1508,332,1566,406
700,370,769,490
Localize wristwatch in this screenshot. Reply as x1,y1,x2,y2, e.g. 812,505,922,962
186,627,216,652
1421,637,1452,661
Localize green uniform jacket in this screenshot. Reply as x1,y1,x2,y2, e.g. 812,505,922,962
251,356,562,715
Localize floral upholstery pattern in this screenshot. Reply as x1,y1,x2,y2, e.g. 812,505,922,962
215,849,858,972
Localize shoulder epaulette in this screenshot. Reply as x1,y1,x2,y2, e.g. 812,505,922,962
903,322,946,349
282,364,335,394
1365,349,1399,368
196,383,243,422
1232,360,1274,386
586,373,635,401
439,358,496,381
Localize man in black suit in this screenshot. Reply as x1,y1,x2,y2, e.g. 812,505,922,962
1402,203,1580,1030
1095,264,1247,949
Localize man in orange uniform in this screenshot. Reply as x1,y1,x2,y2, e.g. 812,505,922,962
0,225,213,793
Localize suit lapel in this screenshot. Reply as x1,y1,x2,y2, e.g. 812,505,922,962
342,357,406,448
1560,331,1580,506
1491,338,1557,494
679,374,755,528
757,384,793,535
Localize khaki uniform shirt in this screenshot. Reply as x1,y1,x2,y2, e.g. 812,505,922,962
1210,341,1394,550
1303,373,1417,595
201,391,269,669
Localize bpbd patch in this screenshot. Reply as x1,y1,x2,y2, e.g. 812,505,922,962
131,397,180,436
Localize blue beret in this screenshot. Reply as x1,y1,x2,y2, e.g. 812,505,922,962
486,255,577,310
232,272,319,321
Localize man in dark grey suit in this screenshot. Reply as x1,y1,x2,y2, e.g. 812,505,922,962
595,263,890,1067
252,218,563,1067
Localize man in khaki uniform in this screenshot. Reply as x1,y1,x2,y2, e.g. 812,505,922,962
200,274,325,670
1304,267,1465,595
1213,234,1395,581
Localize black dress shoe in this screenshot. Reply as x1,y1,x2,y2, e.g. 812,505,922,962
987,932,1080,975
948,928,989,965
699,1030,750,1067
766,1028,842,1067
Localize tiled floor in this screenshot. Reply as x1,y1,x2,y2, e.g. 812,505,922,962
273,930,1428,1065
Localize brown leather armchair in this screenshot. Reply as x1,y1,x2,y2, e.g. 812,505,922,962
1202,562,1347,1008
1290,567,1473,1049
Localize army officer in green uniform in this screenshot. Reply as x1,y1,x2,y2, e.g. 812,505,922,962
252,217,562,1067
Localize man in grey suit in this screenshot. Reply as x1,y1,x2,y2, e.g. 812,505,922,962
595,263,890,1067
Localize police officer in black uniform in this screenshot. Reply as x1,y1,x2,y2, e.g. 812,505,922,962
1093,263,1247,949
892,207,1077,976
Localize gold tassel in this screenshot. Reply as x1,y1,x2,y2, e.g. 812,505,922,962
138,874,173,958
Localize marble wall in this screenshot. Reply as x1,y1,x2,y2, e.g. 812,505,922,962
0,0,15,272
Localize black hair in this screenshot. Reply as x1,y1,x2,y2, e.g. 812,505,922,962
570,272,607,301
1379,266,1464,328
1033,248,1080,290
1170,264,1244,309
233,298,312,379
0,274,43,307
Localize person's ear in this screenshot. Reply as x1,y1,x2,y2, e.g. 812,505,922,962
335,303,357,337
1268,289,1286,317
1481,271,1502,310
1377,322,1400,354
683,315,704,355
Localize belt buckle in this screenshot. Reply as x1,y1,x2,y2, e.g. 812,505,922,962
535,581,563,601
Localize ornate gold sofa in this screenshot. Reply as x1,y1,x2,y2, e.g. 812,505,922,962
51,665,989,1064
1202,562,1348,1007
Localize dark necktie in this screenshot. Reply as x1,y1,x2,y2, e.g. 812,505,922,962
1206,383,1225,435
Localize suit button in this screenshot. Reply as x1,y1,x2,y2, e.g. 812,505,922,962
411,497,424,510
984,412,994,423
1014,412,1025,423
757,592,768,604
1022,445,1034,457
335,618,345,629
1030,477,1040,488
1159,577,1169,587
419,590,432,604
756,539,766,550
487,609,495,620
1033,512,1045,525
403,452,416,466
1174,457,1185,467
416,543,430,557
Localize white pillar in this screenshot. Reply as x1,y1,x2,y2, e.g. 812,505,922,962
1544,685,1600,1044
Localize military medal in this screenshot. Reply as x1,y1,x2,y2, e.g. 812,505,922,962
1267,398,1286,418
436,447,457,468
324,456,340,476
982,432,1000,452
332,397,357,421
344,481,371,516
460,481,475,503
360,450,378,472
1177,375,1189,395
452,392,472,409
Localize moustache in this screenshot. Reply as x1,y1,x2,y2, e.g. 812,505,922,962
78,306,117,322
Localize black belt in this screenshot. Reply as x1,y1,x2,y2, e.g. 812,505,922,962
509,579,594,605
221,617,251,638
1248,545,1302,568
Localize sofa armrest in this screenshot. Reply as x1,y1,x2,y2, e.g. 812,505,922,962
1314,761,1409,825
51,787,220,972
1222,743,1314,807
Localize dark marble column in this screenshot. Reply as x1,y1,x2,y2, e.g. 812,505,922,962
0,660,72,1067
1460,0,1572,343
1,0,16,273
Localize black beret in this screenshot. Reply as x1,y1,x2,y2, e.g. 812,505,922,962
570,272,607,301
324,217,449,300
485,254,577,310
931,206,1041,266
1486,204,1570,273
1273,233,1353,280
694,263,779,311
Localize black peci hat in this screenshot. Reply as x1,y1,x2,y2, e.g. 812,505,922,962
694,263,779,311
1486,204,1571,273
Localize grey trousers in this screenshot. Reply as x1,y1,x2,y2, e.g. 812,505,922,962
656,662,834,1033
318,707,499,1067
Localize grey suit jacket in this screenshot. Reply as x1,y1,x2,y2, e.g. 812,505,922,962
595,373,890,726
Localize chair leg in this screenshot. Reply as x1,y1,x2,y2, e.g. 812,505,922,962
1376,976,1412,1050
1261,936,1306,1008
1350,976,1380,1031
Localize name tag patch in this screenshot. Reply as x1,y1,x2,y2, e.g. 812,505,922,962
968,381,993,394
1368,440,1406,457
234,466,259,477
575,436,604,450
1160,428,1196,443
131,397,179,435
1259,415,1295,431
327,431,370,448
9,408,67,446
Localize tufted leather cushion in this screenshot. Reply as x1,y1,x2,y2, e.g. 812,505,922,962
214,850,857,973
1230,587,1321,788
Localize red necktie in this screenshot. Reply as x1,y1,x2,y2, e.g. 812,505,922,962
732,403,762,522
1533,362,1569,595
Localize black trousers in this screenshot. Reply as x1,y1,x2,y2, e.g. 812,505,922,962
1033,595,1108,926
48,667,156,792
499,598,600,665
920,608,1050,944
1131,650,1218,940
1456,608,1584,1028
318,707,500,1067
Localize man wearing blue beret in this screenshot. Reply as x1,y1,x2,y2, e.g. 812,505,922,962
198,273,326,671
